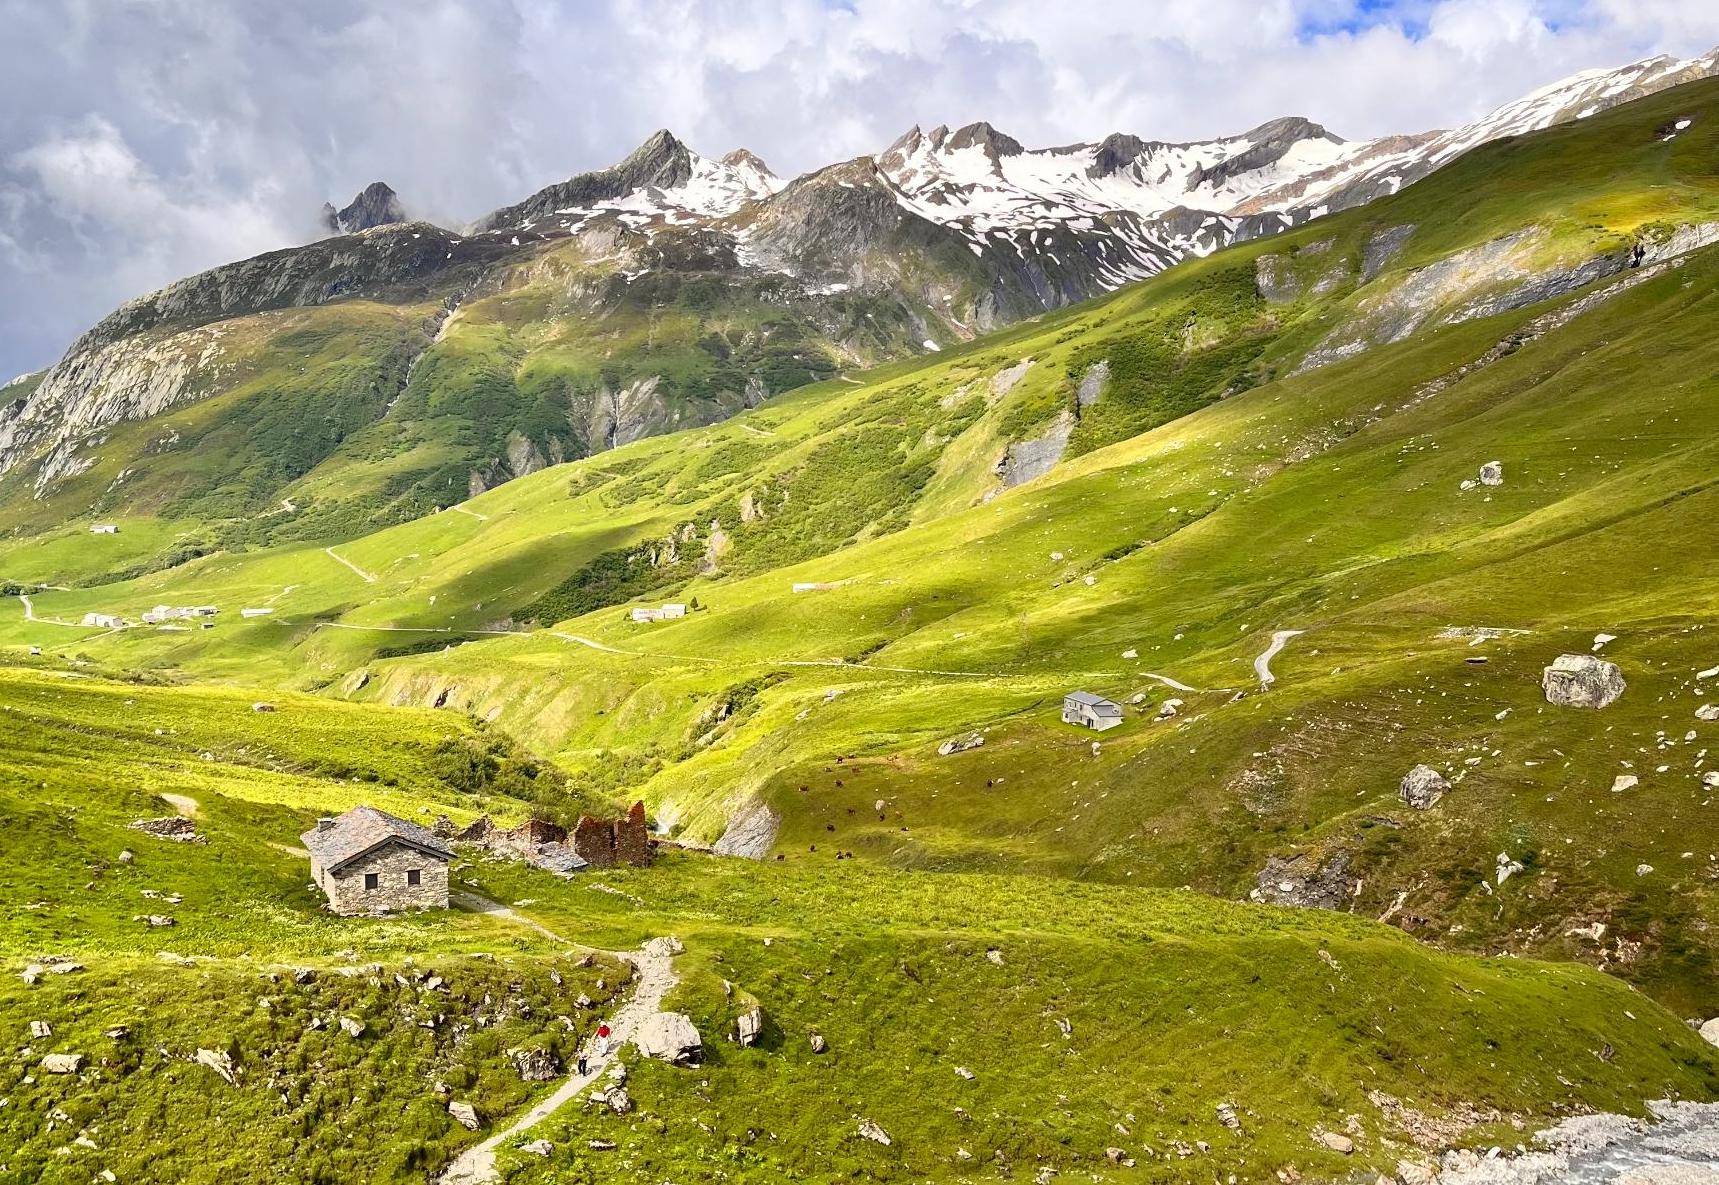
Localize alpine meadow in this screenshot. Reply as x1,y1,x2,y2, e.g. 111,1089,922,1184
6,13,1719,1185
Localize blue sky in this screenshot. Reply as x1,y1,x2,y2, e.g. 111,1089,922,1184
2,0,1718,379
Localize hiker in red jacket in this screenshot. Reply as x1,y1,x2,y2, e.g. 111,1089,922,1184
597,1022,613,1055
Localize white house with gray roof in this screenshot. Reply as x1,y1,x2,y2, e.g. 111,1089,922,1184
1062,691,1123,731
301,806,453,916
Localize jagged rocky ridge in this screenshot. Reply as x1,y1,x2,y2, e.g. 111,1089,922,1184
321,182,409,235
6,45,1717,520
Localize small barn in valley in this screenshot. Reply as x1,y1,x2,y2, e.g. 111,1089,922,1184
1062,691,1123,731
302,806,454,916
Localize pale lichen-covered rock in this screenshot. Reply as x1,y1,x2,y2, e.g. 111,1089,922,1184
858,1118,892,1145
1543,654,1626,708
1399,764,1449,809
448,1100,480,1130
41,1053,84,1074
937,733,985,757
1479,460,1504,486
635,1012,702,1064
735,1005,764,1047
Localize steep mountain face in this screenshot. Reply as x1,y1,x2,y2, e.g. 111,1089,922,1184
320,181,408,234
7,46,1715,556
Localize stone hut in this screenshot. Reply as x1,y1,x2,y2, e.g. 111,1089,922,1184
301,806,454,916
573,801,653,868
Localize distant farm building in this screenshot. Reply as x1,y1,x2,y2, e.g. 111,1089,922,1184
630,603,687,623
240,607,274,618
1062,691,1123,731
142,605,219,625
302,806,453,916
90,524,118,535
81,612,123,629
792,582,836,593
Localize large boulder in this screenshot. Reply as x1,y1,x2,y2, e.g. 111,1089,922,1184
1399,765,1449,810
1700,1018,1719,1048
635,1012,702,1065
508,1046,560,1082
1543,654,1626,708
735,1005,764,1047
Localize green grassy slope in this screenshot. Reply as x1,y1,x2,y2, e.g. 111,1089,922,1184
6,80,1719,1025
1,673,1713,1184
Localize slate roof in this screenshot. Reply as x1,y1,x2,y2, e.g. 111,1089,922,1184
301,806,454,874
1064,690,1121,713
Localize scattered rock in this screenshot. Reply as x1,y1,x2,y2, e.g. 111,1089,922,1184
1399,765,1449,810
1156,698,1183,720
937,732,985,757
1636,863,1655,877
447,1101,480,1131
1697,704,1719,722
1699,1018,1719,1048
1612,774,1639,793
339,1017,365,1038
985,948,1004,966
735,1005,764,1047
508,1046,560,1082
140,914,175,927
1478,461,1504,487
195,1047,237,1085
1319,1132,1355,1154
117,849,133,865
1704,771,1719,790
251,702,276,713
40,1053,83,1074
1252,849,1357,910
809,1033,826,1054
1217,1102,1240,1130
1592,633,1617,651
127,816,204,843
955,1066,976,1080
521,1139,553,1157
1495,852,1526,886
635,1012,702,1064
1542,654,1626,709
29,1020,51,1038
588,1139,617,1151
292,968,316,985
858,1118,892,1145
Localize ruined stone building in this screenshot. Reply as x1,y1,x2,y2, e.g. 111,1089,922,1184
302,806,453,916
573,801,653,868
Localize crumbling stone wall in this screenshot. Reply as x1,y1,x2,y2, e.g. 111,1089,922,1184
572,802,653,868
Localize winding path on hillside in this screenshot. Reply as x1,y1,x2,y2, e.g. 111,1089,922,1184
1254,629,1304,687
17,594,85,628
323,546,376,583
450,505,490,522
439,893,681,1185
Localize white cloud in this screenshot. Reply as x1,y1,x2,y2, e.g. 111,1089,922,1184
1,0,1717,376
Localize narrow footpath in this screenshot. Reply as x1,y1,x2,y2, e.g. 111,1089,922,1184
438,894,680,1185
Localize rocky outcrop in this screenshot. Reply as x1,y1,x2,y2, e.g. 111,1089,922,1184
474,131,698,232
1400,765,1449,810
1251,849,1356,909
1543,654,1626,708
712,801,780,860
996,410,1074,489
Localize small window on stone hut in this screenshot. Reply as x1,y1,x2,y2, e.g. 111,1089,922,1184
407,869,421,886
364,872,379,890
